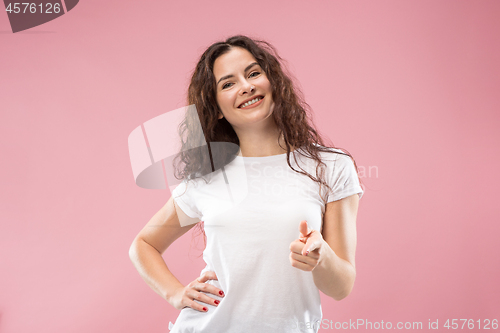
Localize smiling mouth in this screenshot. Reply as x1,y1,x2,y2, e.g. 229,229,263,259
238,96,264,108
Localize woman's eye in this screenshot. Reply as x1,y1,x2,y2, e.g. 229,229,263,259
221,73,259,89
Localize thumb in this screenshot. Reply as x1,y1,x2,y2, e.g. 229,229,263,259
299,220,311,238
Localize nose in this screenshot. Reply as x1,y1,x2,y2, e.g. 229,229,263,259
239,79,254,95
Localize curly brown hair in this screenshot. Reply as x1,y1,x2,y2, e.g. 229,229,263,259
172,35,363,254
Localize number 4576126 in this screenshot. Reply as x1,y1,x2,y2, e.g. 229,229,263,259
443,319,498,330
5,3,61,14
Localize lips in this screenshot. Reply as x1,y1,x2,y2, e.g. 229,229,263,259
238,95,264,108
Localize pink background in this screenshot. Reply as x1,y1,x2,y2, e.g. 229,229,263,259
1,0,499,332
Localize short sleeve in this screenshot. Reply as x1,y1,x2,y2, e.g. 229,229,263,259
170,178,203,221
326,153,364,203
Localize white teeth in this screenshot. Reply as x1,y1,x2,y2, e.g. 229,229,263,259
240,97,262,108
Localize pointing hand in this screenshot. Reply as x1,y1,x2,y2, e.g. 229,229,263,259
289,220,325,272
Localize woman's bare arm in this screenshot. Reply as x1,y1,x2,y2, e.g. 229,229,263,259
128,196,198,302
313,193,358,300
129,196,224,312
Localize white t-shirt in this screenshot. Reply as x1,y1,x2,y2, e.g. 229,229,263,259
169,146,364,333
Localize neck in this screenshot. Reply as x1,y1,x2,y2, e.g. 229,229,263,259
236,132,294,157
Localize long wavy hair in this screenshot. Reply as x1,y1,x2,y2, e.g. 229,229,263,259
173,35,363,254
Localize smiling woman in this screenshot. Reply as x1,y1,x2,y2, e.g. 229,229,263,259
129,35,364,333
213,46,278,151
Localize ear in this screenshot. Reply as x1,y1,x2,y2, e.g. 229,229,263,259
218,112,224,119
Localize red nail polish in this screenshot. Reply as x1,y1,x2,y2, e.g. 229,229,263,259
203,307,208,312
214,300,219,305
219,291,224,296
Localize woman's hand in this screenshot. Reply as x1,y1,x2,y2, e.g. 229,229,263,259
169,271,224,312
289,220,326,272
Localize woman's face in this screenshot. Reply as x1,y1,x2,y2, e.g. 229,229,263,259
213,47,275,131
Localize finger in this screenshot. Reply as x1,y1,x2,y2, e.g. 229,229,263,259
289,239,305,254
198,281,225,298
290,252,318,265
198,270,218,283
185,291,211,312
289,253,314,272
187,298,208,312
303,239,322,256
295,248,320,260
191,286,222,307
196,272,224,297
299,220,311,238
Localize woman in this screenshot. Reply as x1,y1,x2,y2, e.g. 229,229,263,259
129,35,364,333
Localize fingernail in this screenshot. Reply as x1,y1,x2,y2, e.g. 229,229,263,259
214,300,220,305
219,291,224,296
203,307,208,312
305,251,309,256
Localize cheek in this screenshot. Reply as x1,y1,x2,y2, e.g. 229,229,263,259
216,95,227,110
260,74,272,89
216,92,224,102
218,93,234,108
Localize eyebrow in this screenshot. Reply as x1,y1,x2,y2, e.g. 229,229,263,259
216,62,260,87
